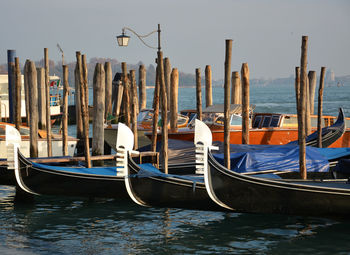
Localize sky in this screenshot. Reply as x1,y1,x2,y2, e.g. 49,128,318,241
0,0,349,80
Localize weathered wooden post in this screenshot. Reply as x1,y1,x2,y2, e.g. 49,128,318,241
114,80,124,122
130,70,139,115
205,65,212,107
317,67,326,148
104,62,112,119
27,61,38,158
158,51,168,174
308,71,317,115
164,57,171,111
295,67,301,115
224,40,232,169
9,62,15,123
241,63,250,145
305,77,311,135
170,68,179,132
62,65,69,156
76,51,91,168
196,68,202,120
92,63,105,165
44,48,52,157
231,71,241,104
37,67,46,130
23,60,30,126
7,50,16,123
299,36,308,180
74,64,83,142
130,70,138,149
295,67,302,148
121,62,130,127
151,65,160,152
14,57,22,129
82,55,89,112
139,64,147,110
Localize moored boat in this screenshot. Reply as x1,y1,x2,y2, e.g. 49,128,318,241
148,105,349,148
196,119,350,217
10,123,131,198
0,74,63,124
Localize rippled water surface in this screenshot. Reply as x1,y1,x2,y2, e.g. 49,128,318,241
2,84,350,254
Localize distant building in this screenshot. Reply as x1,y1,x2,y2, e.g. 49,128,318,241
325,69,335,86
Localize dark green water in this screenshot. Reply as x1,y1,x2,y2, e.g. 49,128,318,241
1,84,350,254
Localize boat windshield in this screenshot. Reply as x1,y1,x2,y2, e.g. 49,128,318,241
230,114,242,126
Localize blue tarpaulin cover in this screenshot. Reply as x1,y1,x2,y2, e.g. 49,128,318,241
31,162,120,176
137,163,204,183
213,145,331,173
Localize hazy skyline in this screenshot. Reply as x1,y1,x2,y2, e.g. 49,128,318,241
1,0,349,80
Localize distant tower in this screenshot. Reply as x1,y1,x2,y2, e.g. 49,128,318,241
325,69,335,86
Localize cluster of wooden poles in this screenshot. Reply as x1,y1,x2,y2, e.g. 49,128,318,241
6,35,326,180
220,36,327,180
8,48,55,158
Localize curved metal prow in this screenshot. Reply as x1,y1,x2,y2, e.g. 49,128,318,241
115,123,137,177
194,119,217,174
5,125,21,170
116,123,144,206
194,119,233,210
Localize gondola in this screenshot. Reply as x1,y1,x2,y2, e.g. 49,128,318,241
287,108,345,148
124,119,225,211
196,119,350,217
125,156,224,211
11,123,133,199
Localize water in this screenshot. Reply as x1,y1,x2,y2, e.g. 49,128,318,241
1,84,350,254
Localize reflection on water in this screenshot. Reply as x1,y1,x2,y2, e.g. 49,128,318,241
1,185,350,254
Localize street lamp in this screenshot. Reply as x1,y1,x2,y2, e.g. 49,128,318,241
116,24,161,52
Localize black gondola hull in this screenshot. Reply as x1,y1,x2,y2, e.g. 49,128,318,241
17,152,128,199
207,152,350,217
127,157,224,211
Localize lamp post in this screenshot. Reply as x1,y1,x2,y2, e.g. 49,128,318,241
116,24,161,52
116,24,168,173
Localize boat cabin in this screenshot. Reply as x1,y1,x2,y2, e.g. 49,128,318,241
251,112,345,129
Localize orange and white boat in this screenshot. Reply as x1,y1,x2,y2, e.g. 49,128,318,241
147,104,350,148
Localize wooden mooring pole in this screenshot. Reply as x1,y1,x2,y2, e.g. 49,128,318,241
151,64,160,152
164,57,171,111
241,63,250,145
308,71,317,115
170,68,179,132
14,57,22,129
44,48,52,157
224,39,232,170
105,62,112,119
196,68,202,120
23,60,30,126
92,63,105,165
205,65,212,107
299,36,308,180
317,67,326,148
27,61,38,158
74,64,83,140
37,67,46,130
158,51,168,174
231,71,241,104
130,70,138,149
62,65,69,156
76,52,91,168
139,64,147,110
121,62,130,127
